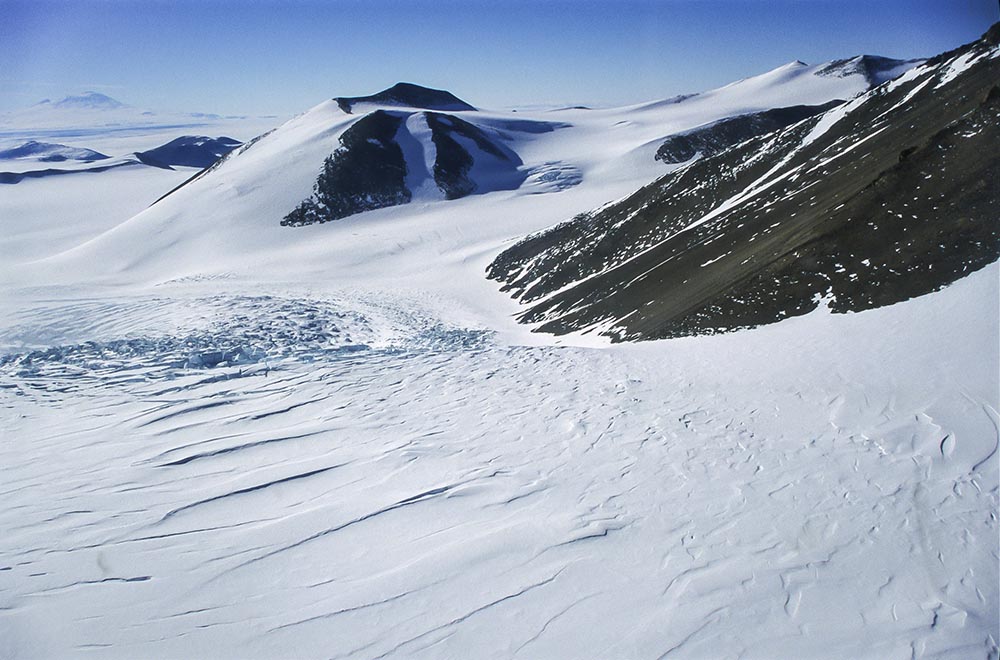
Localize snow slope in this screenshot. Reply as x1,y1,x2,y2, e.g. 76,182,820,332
0,165,195,263
0,262,995,659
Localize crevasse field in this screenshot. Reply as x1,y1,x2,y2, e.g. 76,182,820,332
1,55,997,659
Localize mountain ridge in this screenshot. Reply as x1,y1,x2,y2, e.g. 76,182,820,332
487,25,999,341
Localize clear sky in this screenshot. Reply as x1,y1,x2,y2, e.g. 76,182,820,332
1,0,997,116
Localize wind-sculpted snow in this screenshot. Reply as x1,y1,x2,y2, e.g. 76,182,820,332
0,267,997,658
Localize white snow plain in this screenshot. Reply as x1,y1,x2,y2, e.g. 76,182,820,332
1,57,996,659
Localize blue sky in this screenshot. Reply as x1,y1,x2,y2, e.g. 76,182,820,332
1,0,996,115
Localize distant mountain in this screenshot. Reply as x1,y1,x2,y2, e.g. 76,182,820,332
1,92,280,141
135,136,242,169
45,92,126,111
488,25,999,341
0,140,109,163
334,82,476,114
0,135,242,185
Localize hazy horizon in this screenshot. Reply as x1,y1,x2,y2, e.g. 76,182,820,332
2,0,997,116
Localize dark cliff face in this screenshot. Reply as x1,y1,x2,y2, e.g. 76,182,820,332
280,110,528,226
655,101,843,164
653,57,923,167
425,112,520,199
335,83,476,114
281,98,532,226
282,111,411,226
488,27,1000,342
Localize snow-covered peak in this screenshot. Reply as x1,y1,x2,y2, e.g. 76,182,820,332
684,54,920,110
49,91,126,110
0,140,109,163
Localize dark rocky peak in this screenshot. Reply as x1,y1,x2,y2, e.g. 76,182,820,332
335,83,476,114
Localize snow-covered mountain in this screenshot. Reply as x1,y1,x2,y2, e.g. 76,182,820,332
0,140,108,163
2,92,177,131
488,27,999,341
279,100,534,225
44,91,126,111
11,52,924,286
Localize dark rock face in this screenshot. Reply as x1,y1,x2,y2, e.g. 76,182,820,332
426,112,517,199
281,107,532,226
136,136,242,169
489,26,1000,342
655,101,843,164
335,83,476,114
282,111,411,226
